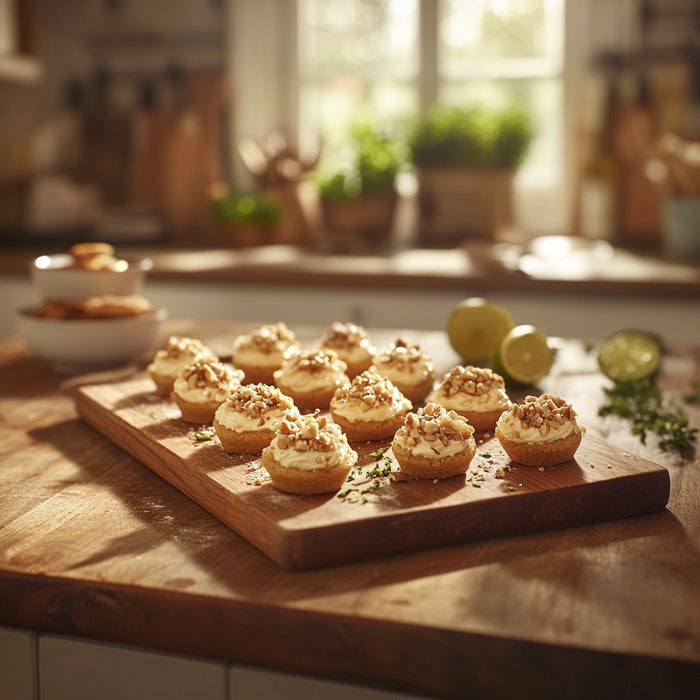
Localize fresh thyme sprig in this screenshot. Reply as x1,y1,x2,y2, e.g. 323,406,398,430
599,378,698,453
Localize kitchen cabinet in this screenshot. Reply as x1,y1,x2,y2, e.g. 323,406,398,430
0,626,36,700
0,627,420,700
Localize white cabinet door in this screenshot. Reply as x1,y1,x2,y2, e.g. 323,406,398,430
39,635,228,700
0,626,37,700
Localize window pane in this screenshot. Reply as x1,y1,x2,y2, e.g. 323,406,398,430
299,0,418,81
300,81,416,149
298,0,419,151
295,0,567,233
440,0,564,71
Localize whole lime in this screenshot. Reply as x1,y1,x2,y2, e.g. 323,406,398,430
446,298,513,363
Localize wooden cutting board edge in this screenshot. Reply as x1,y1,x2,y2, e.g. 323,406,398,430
74,384,671,570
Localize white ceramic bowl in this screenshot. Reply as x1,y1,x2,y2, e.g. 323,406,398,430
17,307,167,374
31,254,153,300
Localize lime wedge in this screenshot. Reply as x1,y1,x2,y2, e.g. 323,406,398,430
597,330,662,382
497,324,553,386
446,298,513,363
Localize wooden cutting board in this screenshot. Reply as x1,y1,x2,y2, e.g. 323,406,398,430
75,378,670,570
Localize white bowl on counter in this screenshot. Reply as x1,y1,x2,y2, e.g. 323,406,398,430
17,307,167,374
31,253,153,300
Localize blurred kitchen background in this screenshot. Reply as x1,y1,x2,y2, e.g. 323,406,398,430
1,0,698,254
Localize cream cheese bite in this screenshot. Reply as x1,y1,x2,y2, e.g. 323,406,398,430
261,412,358,494
171,357,244,423
231,322,299,384
147,335,218,395
392,402,477,480
214,383,300,454
319,322,375,378
370,337,436,404
495,393,584,467
329,370,411,441
273,347,349,410
431,365,512,431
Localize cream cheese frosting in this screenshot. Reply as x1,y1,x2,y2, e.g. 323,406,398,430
214,383,298,431
172,358,244,404
393,402,475,459
269,413,357,471
148,336,216,375
320,322,375,364
433,365,511,412
274,348,349,392
496,394,582,444
330,370,411,422
371,338,435,387
232,323,298,365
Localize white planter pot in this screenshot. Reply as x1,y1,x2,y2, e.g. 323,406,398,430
416,167,515,245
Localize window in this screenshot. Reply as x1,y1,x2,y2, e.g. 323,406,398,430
296,0,566,234
231,0,570,236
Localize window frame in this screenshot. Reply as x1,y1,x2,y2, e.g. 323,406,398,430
228,0,616,238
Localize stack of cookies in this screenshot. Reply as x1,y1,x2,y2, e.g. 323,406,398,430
18,241,165,374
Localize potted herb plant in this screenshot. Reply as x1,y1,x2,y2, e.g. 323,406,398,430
316,122,404,253
210,183,282,247
408,104,534,245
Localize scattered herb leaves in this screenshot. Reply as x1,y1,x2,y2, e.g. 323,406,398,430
366,461,393,478
599,378,698,453
368,443,392,460
193,429,214,443
339,449,395,502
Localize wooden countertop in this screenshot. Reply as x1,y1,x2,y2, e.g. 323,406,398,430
2,238,700,299
2,320,700,698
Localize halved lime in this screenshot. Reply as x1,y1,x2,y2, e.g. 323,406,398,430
496,324,553,386
446,298,513,363
597,330,662,382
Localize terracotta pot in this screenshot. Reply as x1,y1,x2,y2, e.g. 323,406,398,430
320,193,398,253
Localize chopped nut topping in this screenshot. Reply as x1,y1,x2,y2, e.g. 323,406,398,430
333,370,402,407
438,365,505,397
222,383,296,425
157,336,214,361
320,322,371,351
503,394,578,433
180,357,243,391
280,347,348,375
234,323,297,355
397,402,475,450
275,412,348,453
373,338,433,373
